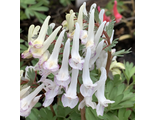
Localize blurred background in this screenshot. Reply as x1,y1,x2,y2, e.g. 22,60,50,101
20,0,135,71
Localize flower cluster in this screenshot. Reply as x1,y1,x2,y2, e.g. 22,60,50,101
20,1,125,118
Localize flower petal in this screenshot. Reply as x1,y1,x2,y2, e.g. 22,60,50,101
61,94,79,109
96,102,104,116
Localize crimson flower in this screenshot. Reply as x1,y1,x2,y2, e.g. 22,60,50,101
113,0,122,23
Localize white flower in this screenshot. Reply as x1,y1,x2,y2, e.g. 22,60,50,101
69,22,84,70
54,38,71,88
89,40,104,68
29,26,62,58
77,2,87,30
80,47,97,97
95,67,115,116
29,16,51,48
42,79,62,107
96,50,108,69
99,9,104,24
78,96,96,110
84,9,95,48
61,69,79,109
43,29,65,72
20,84,44,117
65,10,76,33
21,24,40,59
79,67,109,110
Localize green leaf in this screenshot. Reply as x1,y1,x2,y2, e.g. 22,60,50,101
118,108,125,119
129,66,135,79
31,58,39,66
112,48,131,57
34,102,41,107
111,94,124,106
26,108,39,120
34,11,47,23
119,101,134,108
94,8,100,24
25,8,34,19
20,44,27,50
47,26,53,36
26,67,36,85
69,112,81,120
20,10,28,20
85,107,101,120
20,39,25,43
118,108,131,120
29,6,49,12
104,38,118,52
125,110,131,118
117,83,126,95
104,112,119,120
109,86,118,100
20,0,36,4
106,19,115,37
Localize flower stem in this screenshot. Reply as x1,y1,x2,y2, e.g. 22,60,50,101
78,93,86,120
50,104,56,116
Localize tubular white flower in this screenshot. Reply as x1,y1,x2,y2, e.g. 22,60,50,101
21,25,40,59
20,84,44,117
42,79,62,107
79,67,109,110
94,21,106,48
38,50,50,66
83,2,87,16
54,39,71,88
77,2,86,30
66,10,75,33
110,30,114,44
95,67,115,116
43,29,65,72
61,69,79,109
89,3,96,14
85,9,95,48
80,47,97,97
20,86,30,99
89,40,104,68
29,16,51,48
96,50,108,69
30,26,62,58
99,9,105,24
80,30,88,44
78,96,96,110
69,23,84,70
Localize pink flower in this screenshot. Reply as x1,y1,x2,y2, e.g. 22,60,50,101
113,0,122,23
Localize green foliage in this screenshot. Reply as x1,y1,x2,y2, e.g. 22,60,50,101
20,38,28,53
94,8,100,24
26,67,36,85
26,100,81,120
122,61,135,85
59,0,74,6
47,26,53,36
106,19,115,37
26,107,56,120
20,0,49,23
112,48,131,57
104,38,118,52
105,75,135,111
